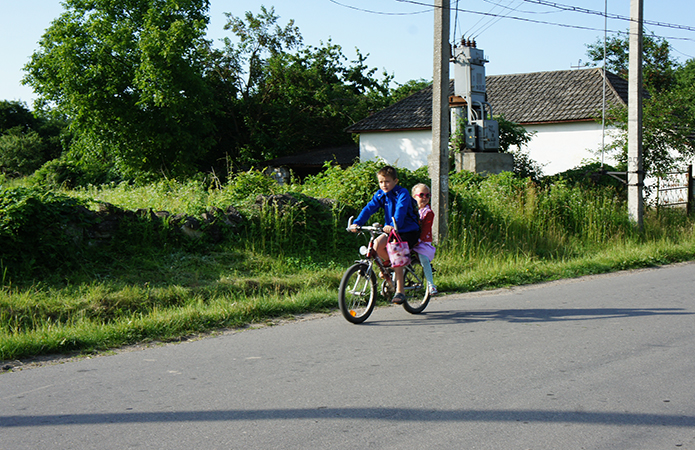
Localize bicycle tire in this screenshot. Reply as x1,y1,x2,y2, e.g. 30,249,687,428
338,263,377,324
401,261,431,314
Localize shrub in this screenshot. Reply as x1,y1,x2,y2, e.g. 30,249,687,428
543,161,626,197
31,155,120,189
223,168,279,206
0,187,94,277
297,160,431,211
446,171,633,261
0,129,46,176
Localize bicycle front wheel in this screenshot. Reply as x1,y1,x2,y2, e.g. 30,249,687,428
338,263,377,324
402,261,431,314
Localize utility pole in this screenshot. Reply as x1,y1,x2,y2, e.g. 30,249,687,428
627,0,644,228
430,0,450,244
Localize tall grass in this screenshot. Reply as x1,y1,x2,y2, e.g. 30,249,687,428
446,172,636,261
3,164,695,362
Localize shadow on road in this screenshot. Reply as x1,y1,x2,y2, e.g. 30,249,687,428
363,307,693,326
2,407,693,427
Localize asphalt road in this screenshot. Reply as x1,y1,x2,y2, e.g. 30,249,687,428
2,263,695,449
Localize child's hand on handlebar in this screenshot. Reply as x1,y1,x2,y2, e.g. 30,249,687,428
383,225,393,234
349,224,360,233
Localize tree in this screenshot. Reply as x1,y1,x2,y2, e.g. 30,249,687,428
389,79,432,104
0,130,46,176
675,58,695,89
0,101,67,174
23,0,215,179
222,5,302,101
604,80,695,176
204,6,394,166
586,33,695,175
585,31,679,94
0,101,36,133
240,42,392,161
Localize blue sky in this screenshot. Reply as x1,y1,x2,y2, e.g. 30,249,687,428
2,0,694,104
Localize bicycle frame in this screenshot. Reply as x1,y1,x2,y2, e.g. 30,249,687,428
346,217,425,291
339,217,430,323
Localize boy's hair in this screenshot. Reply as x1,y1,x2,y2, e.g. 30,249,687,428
411,183,431,196
376,165,398,180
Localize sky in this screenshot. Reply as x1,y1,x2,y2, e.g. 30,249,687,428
2,0,695,105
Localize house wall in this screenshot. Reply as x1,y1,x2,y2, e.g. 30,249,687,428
359,130,432,171
358,122,618,176
521,121,617,175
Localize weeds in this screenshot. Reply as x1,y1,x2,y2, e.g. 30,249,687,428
3,163,695,362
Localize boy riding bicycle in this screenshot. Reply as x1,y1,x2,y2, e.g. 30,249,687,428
349,165,420,304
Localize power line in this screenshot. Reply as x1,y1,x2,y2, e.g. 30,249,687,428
462,0,508,38
329,0,695,46
398,0,626,34
466,0,527,39
327,0,431,15
521,0,695,33
394,0,695,44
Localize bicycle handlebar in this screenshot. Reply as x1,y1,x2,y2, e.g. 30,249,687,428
346,216,383,233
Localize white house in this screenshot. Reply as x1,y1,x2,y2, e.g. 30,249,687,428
346,68,630,175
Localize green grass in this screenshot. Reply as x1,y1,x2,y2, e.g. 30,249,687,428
3,167,695,362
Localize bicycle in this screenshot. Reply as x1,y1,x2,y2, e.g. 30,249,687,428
338,217,431,324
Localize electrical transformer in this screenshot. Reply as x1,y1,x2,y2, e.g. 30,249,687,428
452,40,499,152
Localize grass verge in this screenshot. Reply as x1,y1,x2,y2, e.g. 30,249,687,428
3,233,695,363
3,168,695,364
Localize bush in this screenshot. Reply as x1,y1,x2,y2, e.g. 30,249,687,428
447,171,633,261
0,187,94,277
0,129,46,176
297,160,431,211
223,168,279,206
543,161,626,197
31,155,120,189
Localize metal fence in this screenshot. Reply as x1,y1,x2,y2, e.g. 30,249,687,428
655,165,693,214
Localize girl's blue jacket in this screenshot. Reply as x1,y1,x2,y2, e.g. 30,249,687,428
354,185,420,233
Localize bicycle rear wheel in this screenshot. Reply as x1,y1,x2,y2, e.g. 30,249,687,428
402,261,431,314
338,263,377,324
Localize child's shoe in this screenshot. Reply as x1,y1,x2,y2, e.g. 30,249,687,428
429,285,439,296
391,293,406,304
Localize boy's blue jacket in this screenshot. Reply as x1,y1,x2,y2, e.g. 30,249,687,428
354,185,420,233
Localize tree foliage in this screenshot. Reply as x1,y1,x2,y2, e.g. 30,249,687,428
23,0,215,179
389,79,432,103
0,101,67,176
201,6,394,168
604,85,695,176
586,33,695,175
585,31,678,93
18,3,421,181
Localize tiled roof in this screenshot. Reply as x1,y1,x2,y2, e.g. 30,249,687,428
345,84,437,133
346,68,629,133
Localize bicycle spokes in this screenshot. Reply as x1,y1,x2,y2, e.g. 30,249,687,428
338,263,377,324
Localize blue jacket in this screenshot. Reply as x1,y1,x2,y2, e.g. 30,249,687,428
354,185,420,233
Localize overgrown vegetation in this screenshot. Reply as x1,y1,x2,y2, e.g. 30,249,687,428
3,162,695,362
586,31,695,176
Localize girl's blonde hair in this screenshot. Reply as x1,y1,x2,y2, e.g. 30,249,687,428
411,183,431,196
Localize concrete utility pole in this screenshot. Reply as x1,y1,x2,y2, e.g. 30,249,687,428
430,0,450,244
627,0,644,228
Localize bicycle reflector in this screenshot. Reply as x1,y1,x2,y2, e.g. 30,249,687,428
359,246,368,256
